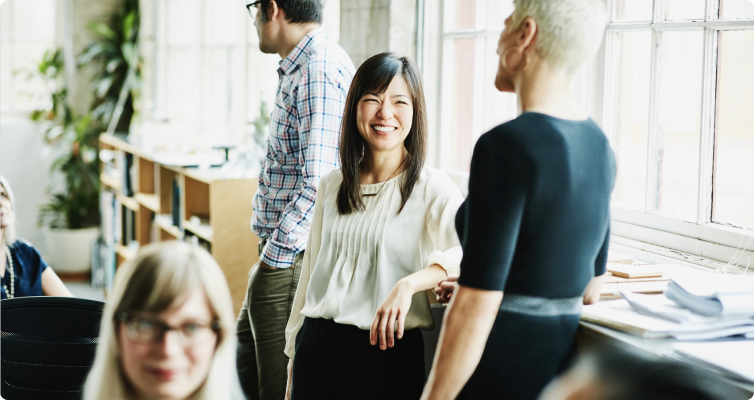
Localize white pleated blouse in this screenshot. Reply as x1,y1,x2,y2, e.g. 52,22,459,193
284,166,464,357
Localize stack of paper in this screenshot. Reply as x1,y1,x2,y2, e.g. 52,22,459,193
600,264,674,300
581,296,754,340
673,341,754,383
665,275,754,317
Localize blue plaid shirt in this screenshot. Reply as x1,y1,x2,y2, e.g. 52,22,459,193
251,28,355,268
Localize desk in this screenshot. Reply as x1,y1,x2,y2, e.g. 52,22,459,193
579,321,754,398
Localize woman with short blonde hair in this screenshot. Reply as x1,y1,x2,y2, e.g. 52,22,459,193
422,0,614,399
83,241,244,400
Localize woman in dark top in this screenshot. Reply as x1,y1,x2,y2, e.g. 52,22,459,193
421,1,613,399
1,176,71,299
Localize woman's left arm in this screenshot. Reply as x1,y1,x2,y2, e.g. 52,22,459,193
370,172,464,349
41,268,73,297
370,264,448,350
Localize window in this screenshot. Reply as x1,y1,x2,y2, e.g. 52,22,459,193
422,0,754,269
140,0,340,143
0,0,58,113
603,0,754,268
421,0,590,189
421,0,518,184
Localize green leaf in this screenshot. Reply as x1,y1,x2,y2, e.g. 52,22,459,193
123,11,136,39
105,58,124,73
87,22,117,40
78,42,118,66
96,76,115,98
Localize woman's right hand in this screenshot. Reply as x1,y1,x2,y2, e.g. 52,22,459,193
285,358,294,400
434,276,458,304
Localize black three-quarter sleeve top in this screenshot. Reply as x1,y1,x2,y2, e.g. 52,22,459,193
454,112,616,400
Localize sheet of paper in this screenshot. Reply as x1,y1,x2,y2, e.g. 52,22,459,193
674,341,754,382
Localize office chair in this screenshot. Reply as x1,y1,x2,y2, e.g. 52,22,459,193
1,296,105,400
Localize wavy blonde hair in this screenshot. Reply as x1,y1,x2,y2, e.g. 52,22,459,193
83,241,244,400
511,0,607,74
1,175,17,246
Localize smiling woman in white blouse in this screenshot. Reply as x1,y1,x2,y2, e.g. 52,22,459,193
283,52,463,400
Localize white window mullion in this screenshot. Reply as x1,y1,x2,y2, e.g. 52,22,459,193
601,31,619,144
697,26,718,225
645,29,662,212
437,0,452,171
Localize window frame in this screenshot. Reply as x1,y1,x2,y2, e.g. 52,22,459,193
0,0,60,115
421,0,754,271
603,0,754,271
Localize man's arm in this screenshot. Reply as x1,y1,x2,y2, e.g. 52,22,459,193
260,69,348,268
421,285,503,400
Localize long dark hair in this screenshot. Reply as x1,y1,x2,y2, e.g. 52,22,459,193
337,53,428,215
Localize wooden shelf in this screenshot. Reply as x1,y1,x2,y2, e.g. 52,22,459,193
154,216,183,239
118,195,139,211
100,173,121,190
100,132,258,315
184,219,214,243
116,244,137,261
135,193,160,212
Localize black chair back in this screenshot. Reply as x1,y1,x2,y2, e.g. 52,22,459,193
1,296,105,400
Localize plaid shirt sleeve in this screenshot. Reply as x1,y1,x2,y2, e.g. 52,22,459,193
260,68,346,268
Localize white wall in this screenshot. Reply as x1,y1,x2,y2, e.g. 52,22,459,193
0,116,64,258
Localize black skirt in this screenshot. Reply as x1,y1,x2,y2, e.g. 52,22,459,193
291,317,425,400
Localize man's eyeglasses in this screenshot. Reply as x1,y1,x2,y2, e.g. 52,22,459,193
246,1,268,20
116,311,220,346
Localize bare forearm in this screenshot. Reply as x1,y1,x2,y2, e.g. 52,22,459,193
583,273,605,305
401,264,448,293
421,286,503,400
42,268,72,297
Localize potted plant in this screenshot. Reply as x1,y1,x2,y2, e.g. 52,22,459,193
77,0,140,132
28,49,102,275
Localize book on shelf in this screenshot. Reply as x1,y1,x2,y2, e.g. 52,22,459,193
184,231,212,253
172,178,182,229
116,151,135,197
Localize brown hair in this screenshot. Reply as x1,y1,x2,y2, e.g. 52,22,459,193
337,53,427,215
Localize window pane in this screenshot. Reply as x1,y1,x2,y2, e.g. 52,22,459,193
612,31,652,210
655,31,704,221
165,48,201,122
11,0,56,41
449,38,475,172
481,36,516,139
713,30,754,229
1,41,11,110
11,43,53,111
167,0,200,45
614,0,653,21
246,45,279,131
203,0,244,46
484,0,512,31
1,2,12,41
666,0,705,20
449,0,475,30
720,0,754,19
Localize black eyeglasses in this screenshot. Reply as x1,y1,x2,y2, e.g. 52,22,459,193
246,0,268,20
116,311,220,346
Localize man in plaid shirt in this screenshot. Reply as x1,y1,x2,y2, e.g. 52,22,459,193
238,0,354,399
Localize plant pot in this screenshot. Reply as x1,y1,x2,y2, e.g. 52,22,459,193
42,227,100,274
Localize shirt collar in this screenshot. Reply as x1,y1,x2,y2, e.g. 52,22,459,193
278,27,324,76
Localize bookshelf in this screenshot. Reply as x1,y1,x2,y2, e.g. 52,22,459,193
99,133,259,314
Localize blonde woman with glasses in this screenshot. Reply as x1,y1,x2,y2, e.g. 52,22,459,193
83,241,244,400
